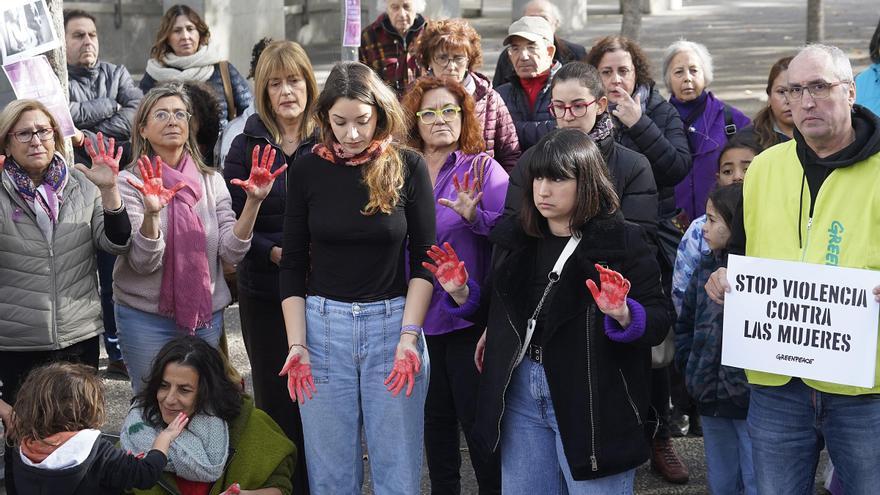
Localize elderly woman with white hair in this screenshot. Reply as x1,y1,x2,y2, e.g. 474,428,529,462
359,0,428,94
663,39,750,223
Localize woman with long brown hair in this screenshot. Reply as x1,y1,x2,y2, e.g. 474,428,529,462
278,61,435,493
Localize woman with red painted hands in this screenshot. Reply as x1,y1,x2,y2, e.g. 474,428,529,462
114,82,282,394
0,99,135,495
277,61,435,495
426,128,669,494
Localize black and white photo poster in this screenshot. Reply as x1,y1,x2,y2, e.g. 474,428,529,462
1,0,59,64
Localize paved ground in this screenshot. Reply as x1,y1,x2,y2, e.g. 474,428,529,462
1,0,875,493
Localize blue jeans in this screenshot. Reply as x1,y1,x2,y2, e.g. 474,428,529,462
299,296,428,495
114,303,223,394
500,359,636,495
701,415,756,495
748,379,880,495
96,250,121,362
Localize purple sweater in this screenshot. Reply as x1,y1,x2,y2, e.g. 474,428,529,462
425,151,509,335
671,91,750,221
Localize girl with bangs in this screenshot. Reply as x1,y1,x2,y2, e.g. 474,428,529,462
425,128,669,494
277,61,435,494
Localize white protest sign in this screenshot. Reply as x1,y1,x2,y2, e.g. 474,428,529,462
722,255,880,388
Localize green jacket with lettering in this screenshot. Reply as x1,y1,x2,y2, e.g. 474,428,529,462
743,108,880,395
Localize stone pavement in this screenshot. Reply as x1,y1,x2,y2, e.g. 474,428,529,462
1,1,875,493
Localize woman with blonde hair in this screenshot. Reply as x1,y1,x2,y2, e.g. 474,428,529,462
278,61,435,494
223,40,318,495
0,99,134,494
139,4,251,126
114,83,281,394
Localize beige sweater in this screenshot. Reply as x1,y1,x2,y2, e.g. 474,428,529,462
113,169,250,315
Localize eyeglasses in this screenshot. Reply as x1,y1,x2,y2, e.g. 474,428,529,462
152,110,191,123
507,44,542,57
416,105,462,125
434,54,469,67
785,81,850,101
548,100,599,119
8,127,54,144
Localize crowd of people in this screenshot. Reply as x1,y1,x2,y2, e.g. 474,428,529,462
0,1,879,494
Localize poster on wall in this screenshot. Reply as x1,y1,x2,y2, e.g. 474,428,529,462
1,0,59,65
721,254,880,388
343,0,361,47
3,55,75,138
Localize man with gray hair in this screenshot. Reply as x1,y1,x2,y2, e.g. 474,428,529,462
359,0,427,95
492,0,586,87
704,44,880,493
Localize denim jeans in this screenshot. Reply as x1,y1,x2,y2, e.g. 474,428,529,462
299,296,428,495
96,249,122,362
115,303,223,394
701,415,756,495
500,358,636,495
748,378,880,495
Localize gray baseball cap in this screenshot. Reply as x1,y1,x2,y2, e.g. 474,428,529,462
503,16,554,46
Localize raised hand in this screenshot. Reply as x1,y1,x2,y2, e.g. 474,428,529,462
438,170,483,223
162,412,190,439
384,344,421,397
76,132,123,189
230,144,286,200
586,264,631,321
278,347,316,404
610,91,643,128
127,155,186,214
219,483,241,495
422,242,468,296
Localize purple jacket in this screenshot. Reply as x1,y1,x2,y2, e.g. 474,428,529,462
671,91,750,221
425,151,509,335
471,72,521,172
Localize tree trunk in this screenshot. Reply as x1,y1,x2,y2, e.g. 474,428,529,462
45,0,73,162
620,0,642,42
806,0,824,43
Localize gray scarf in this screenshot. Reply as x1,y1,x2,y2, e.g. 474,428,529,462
120,406,229,482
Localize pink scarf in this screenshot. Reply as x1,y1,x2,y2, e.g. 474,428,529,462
158,153,213,333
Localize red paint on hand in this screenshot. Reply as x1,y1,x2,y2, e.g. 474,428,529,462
585,263,631,312
278,354,316,404
422,242,468,286
230,144,285,196
384,349,421,397
127,155,186,208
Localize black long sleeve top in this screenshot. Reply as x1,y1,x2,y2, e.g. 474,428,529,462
279,148,436,302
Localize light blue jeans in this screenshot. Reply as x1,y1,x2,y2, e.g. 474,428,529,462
114,303,223,394
500,358,636,495
748,378,880,495
299,296,428,495
701,415,756,495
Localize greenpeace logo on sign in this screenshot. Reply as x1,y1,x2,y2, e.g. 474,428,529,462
825,221,844,266
775,353,814,365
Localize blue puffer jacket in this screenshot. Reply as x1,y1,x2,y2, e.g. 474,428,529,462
495,62,561,151
674,252,750,419
139,62,252,126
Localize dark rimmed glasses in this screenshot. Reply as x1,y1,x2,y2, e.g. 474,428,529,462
8,128,54,144
548,99,599,119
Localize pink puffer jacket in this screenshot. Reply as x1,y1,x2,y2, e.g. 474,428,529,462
472,72,521,171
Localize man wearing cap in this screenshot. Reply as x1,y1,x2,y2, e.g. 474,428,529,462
495,16,562,152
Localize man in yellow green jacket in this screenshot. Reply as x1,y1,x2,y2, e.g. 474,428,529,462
704,44,880,494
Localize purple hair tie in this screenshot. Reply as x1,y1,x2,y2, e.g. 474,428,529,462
441,278,481,318
603,298,646,343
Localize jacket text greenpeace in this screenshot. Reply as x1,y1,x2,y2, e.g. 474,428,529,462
742,105,880,395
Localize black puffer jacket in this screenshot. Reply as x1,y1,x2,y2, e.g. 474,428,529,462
614,86,691,216
495,62,561,151
67,61,143,165
471,212,669,480
503,127,658,235
223,113,315,300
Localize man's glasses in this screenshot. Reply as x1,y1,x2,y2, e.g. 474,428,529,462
8,128,54,144
548,100,599,119
416,105,462,125
785,81,850,101
507,44,541,57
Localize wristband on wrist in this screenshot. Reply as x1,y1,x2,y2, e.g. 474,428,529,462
401,324,423,336
288,343,307,352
